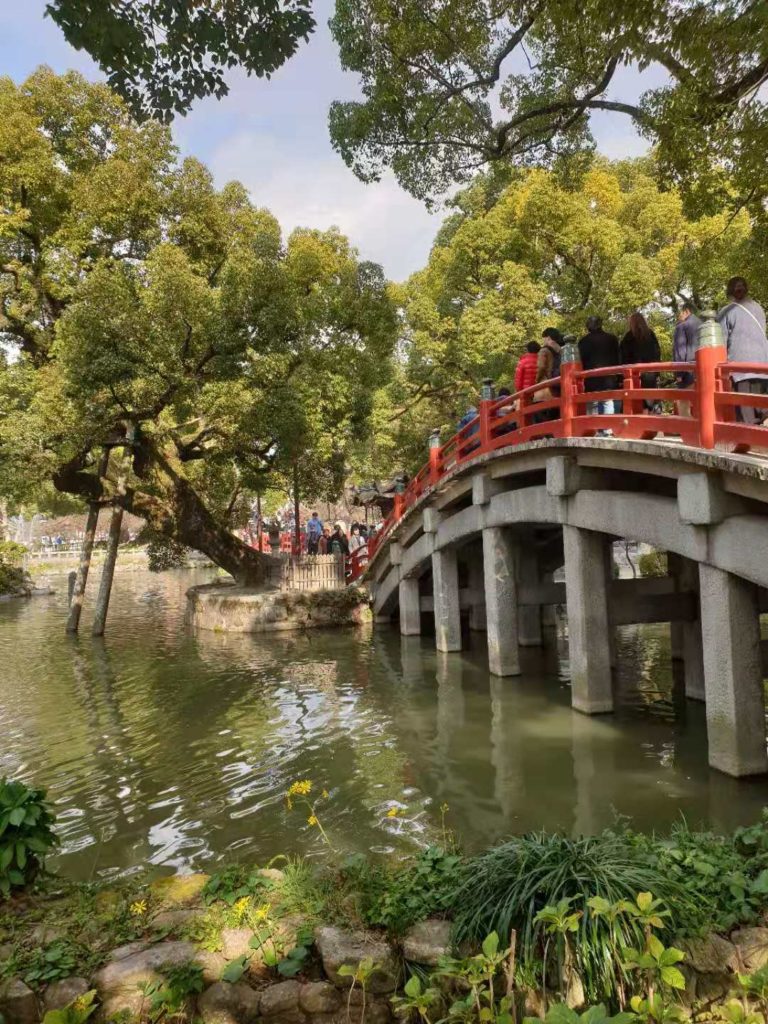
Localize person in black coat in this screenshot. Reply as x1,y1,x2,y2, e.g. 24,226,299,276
620,312,661,412
578,316,621,415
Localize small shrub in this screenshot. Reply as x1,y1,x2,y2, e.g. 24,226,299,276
0,778,58,897
42,989,98,1024
451,831,692,1003
24,940,78,987
637,550,667,578
345,846,467,935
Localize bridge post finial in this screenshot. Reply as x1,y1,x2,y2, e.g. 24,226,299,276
695,311,726,450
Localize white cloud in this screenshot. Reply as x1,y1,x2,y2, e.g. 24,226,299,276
208,131,442,281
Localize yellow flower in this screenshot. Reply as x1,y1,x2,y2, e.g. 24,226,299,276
307,814,319,827
386,807,400,818
130,900,147,916
254,903,271,922
288,780,312,798
234,896,250,915
321,789,330,800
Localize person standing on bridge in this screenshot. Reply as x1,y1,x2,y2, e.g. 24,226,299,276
514,341,541,393
578,316,620,420
620,312,661,412
673,303,702,417
717,277,768,426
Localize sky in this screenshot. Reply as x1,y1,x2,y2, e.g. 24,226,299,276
0,0,665,281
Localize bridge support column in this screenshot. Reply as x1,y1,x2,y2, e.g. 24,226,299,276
563,525,613,713
399,577,421,636
432,548,462,652
482,526,520,676
699,565,768,777
669,554,705,701
468,557,487,631
517,538,542,647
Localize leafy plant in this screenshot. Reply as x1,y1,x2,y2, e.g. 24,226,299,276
338,957,379,1024
139,962,204,1022
451,832,685,1004
0,778,58,897
202,866,271,907
276,944,310,978
24,942,78,987
221,955,250,984
430,931,518,1024
42,990,98,1024
347,846,467,935
391,973,442,1022
523,1005,633,1024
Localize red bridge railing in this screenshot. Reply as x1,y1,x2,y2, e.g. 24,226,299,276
362,342,768,568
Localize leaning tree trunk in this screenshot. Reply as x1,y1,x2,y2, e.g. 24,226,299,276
91,502,124,636
65,500,100,634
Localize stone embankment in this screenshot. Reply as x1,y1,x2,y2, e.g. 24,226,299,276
1,871,767,1023
186,583,371,634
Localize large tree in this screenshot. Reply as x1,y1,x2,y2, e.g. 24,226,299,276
0,69,396,583
356,157,759,475
328,0,768,217
46,0,315,121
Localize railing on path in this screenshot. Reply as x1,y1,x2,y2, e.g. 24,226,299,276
363,342,768,568
267,554,347,591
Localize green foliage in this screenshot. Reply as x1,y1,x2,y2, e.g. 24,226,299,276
202,865,271,907
329,0,768,225
24,941,78,987
139,961,204,1022
0,778,58,898
142,531,190,573
637,551,668,579
0,542,26,565
344,846,467,935
450,832,689,1003
0,69,397,583
523,1006,632,1024
46,1,315,122
0,542,30,597
631,815,768,933
622,934,686,992
41,989,98,1024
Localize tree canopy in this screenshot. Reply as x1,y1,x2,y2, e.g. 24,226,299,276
0,69,396,580
46,0,315,121
328,0,768,218
356,157,762,475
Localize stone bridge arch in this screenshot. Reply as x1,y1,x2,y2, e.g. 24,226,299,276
364,438,768,780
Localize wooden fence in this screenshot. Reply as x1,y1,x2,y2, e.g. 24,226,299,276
267,554,347,591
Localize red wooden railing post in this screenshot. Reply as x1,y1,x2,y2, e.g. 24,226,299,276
428,429,442,485
695,312,726,449
559,338,581,438
394,493,404,520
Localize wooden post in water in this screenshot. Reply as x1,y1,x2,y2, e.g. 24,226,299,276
65,451,108,634
92,431,132,637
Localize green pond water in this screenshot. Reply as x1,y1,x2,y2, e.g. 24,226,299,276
1,567,766,881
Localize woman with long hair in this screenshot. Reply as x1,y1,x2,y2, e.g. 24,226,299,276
620,312,661,412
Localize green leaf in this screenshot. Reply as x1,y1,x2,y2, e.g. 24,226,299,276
660,965,686,989
403,976,421,998
276,959,302,978
636,892,654,912
221,956,249,984
481,932,499,958
8,808,25,827
648,934,664,960
15,843,26,870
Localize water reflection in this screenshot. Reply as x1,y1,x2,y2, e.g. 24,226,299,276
0,569,766,880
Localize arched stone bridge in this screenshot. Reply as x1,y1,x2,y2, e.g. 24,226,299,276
357,343,768,781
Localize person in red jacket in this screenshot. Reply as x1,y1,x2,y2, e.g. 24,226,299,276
514,341,541,393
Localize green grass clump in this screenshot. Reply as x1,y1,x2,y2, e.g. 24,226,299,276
451,830,693,1003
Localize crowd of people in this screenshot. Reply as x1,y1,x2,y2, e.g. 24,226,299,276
495,276,768,430
304,513,370,556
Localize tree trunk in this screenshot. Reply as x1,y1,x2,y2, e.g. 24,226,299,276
293,463,301,556
92,502,123,636
65,501,100,634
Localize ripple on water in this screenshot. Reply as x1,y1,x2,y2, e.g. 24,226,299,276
2,570,767,879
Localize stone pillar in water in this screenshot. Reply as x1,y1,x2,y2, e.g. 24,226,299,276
563,525,613,713
431,547,462,653
398,577,421,636
668,553,705,701
482,525,520,676
517,533,543,647
698,564,767,777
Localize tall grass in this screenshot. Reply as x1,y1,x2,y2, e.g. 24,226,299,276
451,831,694,1002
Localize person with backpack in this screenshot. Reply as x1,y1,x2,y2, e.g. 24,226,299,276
578,316,620,417
673,303,702,417
533,327,563,422
305,511,323,555
716,276,768,425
